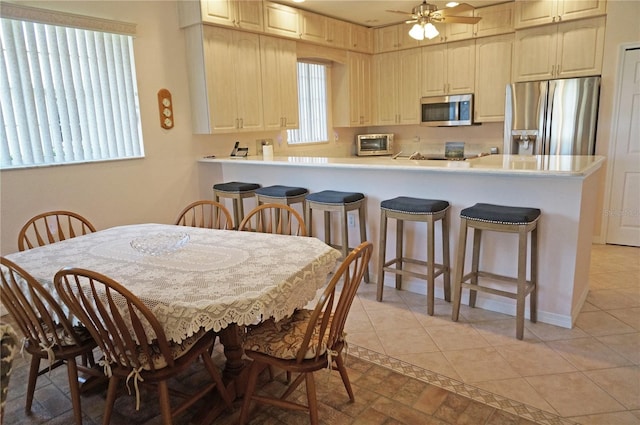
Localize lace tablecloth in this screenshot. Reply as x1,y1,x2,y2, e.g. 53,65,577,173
5,224,342,343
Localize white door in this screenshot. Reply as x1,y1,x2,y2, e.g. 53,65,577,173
606,47,640,247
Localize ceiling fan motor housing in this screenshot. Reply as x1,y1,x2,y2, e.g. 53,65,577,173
412,1,438,18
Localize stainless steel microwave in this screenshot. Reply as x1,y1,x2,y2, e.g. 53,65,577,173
421,94,473,126
356,133,394,156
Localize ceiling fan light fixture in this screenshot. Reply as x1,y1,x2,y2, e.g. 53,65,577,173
409,23,425,40
424,22,439,39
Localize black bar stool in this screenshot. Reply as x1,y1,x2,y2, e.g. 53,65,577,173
305,190,369,282
213,181,261,229
377,196,451,316
255,185,308,208
451,203,540,340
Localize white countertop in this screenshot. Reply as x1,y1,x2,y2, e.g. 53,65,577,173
199,154,605,177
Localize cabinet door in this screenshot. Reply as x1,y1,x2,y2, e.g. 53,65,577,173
300,11,326,44
475,34,513,122
474,2,514,38
397,24,421,50
279,40,299,128
205,27,240,132
397,49,421,124
421,44,446,96
350,25,373,53
374,52,398,125
558,0,607,21
555,16,605,78
235,0,263,31
261,37,299,129
513,25,557,82
375,26,399,53
349,53,372,126
447,40,475,94
202,0,235,27
445,10,476,42
514,0,558,28
326,18,348,49
233,31,263,131
263,1,299,38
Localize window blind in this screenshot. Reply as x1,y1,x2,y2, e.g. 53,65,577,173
0,14,143,169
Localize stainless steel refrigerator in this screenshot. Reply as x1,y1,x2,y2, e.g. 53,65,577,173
503,76,600,155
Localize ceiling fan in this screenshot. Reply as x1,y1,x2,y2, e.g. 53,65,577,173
387,1,481,40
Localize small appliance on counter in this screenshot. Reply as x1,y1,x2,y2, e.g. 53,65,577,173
356,133,394,156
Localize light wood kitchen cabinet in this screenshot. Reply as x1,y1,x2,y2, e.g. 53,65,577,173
186,26,263,134
263,1,299,38
326,17,349,49
260,35,298,130
349,25,374,53
299,9,326,44
474,34,513,122
177,0,263,31
473,2,514,38
513,16,605,82
514,0,607,29
374,49,421,125
374,24,420,53
332,52,372,127
421,39,475,97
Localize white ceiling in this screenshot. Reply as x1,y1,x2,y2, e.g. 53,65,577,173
272,0,512,28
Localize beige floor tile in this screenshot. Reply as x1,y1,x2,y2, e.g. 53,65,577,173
609,307,640,331
571,411,640,425
589,270,640,290
596,332,640,364
347,331,385,353
409,301,458,328
495,342,577,377
472,319,541,346
525,371,625,417
375,327,440,356
426,322,491,351
526,320,589,341
456,304,514,323
575,310,636,336
587,289,640,310
579,300,601,313
364,304,422,331
443,347,520,383
472,377,556,413
547,337,633,370
394,351,462,381
584,366,640,410
345,312,375,334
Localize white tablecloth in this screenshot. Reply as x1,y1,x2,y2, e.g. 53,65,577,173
5,223,341,343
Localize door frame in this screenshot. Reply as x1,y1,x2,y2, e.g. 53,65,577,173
602,42,640,245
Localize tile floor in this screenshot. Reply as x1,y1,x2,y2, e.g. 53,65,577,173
345,243,640,425
2,243,638,424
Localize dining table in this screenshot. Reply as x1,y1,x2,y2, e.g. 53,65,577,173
3,223,342,393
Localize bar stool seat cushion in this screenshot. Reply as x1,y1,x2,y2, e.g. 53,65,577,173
461,203,540,225
255,185,308,198
381,197,449,214
213,182,261,193
306,190,364,205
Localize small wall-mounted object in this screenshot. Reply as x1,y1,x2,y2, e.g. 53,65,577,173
157,89,174,129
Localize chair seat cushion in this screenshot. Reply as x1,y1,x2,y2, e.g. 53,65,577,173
306,190,364,205
213,182,260,193
128,328,209,371
461,203,541,224
255,185,308,198
381,197,449,214
243,310,331,360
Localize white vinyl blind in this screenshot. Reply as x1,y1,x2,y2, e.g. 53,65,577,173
0,15,143,169
287,62,328,144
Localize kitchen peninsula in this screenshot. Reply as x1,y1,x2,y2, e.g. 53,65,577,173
199,154,605,329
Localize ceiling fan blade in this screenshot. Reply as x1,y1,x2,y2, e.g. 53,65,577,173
405,19,418,24
386,9,411,15
441,15,481,24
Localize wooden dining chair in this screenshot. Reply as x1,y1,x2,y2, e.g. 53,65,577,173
238,203,307,236
174,200,233,230
53,267,232,425
0,257,100,425
18,210,96,251
238,241,373,425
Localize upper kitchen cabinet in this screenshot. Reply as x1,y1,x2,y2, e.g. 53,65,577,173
350,25,374,53
514,0,607,29
421,39,475,97
178,0,263,31
512,16,605,82
263,1,299,38
474,33,513,122
299,9,326,44
183,25,263,134
260,35,298,130
374,49,421,125
473,2,514,38
374,24,420,53
332,52,372,127
326,17,349,49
